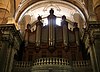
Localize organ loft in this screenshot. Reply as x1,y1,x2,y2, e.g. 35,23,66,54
22,9,84,61
1,0,100,72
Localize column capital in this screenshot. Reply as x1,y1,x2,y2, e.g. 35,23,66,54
0,24,22,50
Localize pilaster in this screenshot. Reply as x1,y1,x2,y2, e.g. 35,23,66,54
0,0,10,24
84,21,100,72
0,24,22,72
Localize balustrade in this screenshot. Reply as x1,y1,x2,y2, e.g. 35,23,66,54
33,58,69,66
14,61,32,68
73,60,91,67
14,58,91,68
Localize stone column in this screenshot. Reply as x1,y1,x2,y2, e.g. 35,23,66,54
0,0,10,23
4,45,12,72
89,44,99,72
87,0,97,21
93,0,100,20
0,24,21,72
5,46,16,72
89,32,100,72
0,41,9,72
88,23,100,72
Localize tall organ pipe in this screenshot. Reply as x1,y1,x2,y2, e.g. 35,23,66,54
73,22,80,46
47,9,56,46
61,15,69,48
24,24,31,46
36,16,43,47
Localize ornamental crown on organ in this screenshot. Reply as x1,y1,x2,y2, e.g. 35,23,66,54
23,8,83,61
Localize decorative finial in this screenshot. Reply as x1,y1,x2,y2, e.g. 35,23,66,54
37,16,42,21
74,22,78,27
27,24,31,29
49,8,54,14
62,15,66,20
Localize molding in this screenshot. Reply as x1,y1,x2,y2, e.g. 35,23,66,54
15,0,88,23
0,24,22,49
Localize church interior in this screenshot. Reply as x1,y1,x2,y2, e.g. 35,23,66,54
0,0,100,72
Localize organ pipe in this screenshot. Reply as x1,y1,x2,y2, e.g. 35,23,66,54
36,16,43,47
73,22,80,46
47,8,56,46
24,24,31,46
61,15,69,48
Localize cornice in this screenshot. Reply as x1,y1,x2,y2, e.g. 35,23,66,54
0,24,22,46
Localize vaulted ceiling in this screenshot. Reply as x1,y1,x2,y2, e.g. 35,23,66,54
15,0,88,28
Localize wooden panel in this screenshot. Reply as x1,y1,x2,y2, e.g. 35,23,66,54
55,26,63,42
69,30,75,42
41,26,48,43
29,31,36,43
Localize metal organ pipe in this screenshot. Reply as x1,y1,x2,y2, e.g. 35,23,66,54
73,22,80,46
36,16,43,47
61,15,69,49
24,24,31,46
47,9,56,47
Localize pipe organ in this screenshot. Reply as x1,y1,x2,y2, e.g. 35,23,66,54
23,9,83,61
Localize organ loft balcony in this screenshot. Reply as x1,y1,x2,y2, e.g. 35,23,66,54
13,57,92,72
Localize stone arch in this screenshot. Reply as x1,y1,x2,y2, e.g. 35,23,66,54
15,0,89,25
